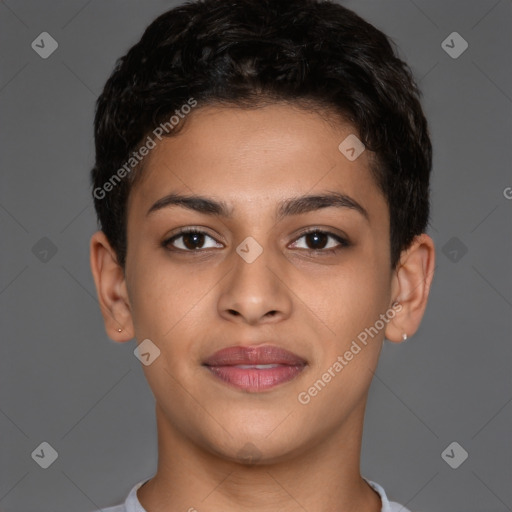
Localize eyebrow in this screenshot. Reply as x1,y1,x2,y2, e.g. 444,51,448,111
146,191,369,222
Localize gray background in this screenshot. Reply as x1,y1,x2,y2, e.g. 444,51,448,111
1,0,511,511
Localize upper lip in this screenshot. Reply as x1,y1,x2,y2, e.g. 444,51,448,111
203,345,307,366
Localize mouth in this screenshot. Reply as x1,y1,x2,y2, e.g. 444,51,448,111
202,345,307,392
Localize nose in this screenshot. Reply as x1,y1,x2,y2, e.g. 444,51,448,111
217,242,293,325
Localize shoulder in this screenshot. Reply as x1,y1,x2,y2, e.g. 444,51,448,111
89,506,126,512
364,478,413,512
87,478,149,512
389,501,413,512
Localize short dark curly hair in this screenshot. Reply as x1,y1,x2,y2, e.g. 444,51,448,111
90,0,432,270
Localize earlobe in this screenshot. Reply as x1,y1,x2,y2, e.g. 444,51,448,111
385,233,435,343
89,230,134,342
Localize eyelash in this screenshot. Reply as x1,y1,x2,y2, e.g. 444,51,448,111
162,228,350,255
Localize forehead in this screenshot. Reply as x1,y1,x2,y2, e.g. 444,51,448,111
127,104,386,222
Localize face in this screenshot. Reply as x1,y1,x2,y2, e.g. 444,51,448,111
121,103,397,462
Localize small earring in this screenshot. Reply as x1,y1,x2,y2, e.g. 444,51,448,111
402,333,408,342
117,328,122,332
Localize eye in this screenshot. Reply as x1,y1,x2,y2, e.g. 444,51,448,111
289,229,350,253
162,228,350,254
163,229,223,252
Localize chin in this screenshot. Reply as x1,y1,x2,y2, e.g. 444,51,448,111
199,424,309,466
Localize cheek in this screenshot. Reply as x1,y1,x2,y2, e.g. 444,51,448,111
127,252,216,345
127,263,209,383
306,256,390,347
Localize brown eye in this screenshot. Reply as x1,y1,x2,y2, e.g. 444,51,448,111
290,230,349,252
304,231,329,250
163,229,223,251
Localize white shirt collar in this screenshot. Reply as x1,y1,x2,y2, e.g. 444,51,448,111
121,477,412,512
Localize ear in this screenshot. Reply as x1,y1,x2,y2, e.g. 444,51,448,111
89,230,134,342
385,233,436,343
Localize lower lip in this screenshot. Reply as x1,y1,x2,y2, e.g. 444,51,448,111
205,364,306,392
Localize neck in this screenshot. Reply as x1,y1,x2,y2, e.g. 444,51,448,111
137,401,382,512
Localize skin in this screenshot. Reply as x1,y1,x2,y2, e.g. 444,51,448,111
90,103,435,512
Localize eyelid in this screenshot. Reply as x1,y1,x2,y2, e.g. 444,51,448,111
291,225,349,241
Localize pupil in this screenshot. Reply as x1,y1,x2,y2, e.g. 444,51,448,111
184,232,204,250
307,232,327,249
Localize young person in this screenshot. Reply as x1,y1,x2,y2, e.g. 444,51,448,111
89,0,435,510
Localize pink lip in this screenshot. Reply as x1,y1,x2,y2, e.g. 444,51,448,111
203,345,307,392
